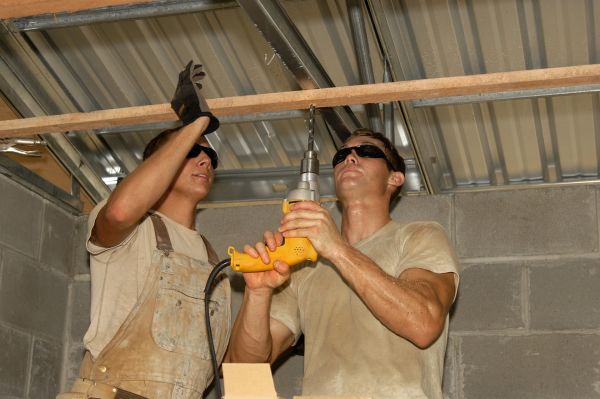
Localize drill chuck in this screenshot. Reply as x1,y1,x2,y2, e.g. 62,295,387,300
301,150,319,175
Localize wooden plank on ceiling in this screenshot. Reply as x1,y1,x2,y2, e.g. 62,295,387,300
0,0,156,19
1,64,599,138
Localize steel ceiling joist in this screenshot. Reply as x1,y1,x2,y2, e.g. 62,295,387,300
94,110,308,135
2,0,237,30
0,31,110,202
365,0,436,193
382,60,394,140
412,84,600,107
236,0,359,146
347,0,382,133
206,164,336,204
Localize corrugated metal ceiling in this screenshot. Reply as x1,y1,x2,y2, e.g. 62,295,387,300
370,0,600,191
1,0,599,208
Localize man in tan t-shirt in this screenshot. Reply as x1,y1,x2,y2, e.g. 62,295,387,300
58,61,230,399
226,128,459,399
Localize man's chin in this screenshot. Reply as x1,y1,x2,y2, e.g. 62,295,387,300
194,186,211,197
335,181,363,198
336,173,363,185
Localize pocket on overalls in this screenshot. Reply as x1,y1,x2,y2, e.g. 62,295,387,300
151,252,228,359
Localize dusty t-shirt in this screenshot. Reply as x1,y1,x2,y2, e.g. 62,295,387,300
270,221,459,399
83,199,223,358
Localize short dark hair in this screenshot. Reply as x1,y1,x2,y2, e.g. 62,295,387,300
142,127,180,161
346,128,406,200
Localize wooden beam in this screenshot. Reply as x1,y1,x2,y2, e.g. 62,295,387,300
0,0,156,19
0,104,174,138
1,64,600,138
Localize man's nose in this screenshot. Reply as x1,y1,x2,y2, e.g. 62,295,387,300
344,150,359,164
195,154,212,168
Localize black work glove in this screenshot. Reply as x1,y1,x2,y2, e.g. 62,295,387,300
171,60,220,134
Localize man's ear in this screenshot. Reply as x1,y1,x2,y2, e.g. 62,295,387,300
388,171,405,189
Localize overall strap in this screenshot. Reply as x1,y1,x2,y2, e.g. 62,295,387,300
149,214,173,254
201,235,220,266
150,213,218,265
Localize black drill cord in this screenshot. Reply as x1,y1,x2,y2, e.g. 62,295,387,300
204,258,231,399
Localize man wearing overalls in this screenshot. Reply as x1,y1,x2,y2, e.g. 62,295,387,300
58,61,230,399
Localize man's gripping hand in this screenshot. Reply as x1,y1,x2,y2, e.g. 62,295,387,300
171,60,220,133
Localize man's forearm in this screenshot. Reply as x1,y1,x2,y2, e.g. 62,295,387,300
330,244,454,348
226,288,274,363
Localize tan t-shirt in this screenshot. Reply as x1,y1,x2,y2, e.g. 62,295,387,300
84,199,220,358
270,221,460,399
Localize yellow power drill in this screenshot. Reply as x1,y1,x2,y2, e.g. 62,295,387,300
228,109,320,272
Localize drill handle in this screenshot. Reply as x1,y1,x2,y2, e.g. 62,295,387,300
228,237,318,273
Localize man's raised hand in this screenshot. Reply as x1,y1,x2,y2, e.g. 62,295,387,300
171,60,220,133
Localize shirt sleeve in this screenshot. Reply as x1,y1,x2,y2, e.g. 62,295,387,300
86,198,142,259
398,222,460,300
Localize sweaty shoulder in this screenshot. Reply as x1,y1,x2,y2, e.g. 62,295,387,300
86,198,143,256
396,221,449,245
395,221,459,275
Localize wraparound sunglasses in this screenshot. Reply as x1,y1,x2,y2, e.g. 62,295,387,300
332,144,393,169
186,144,219,169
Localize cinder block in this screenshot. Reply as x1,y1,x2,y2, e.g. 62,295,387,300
451,263,524,331
0,250,68,338
29,337,62,399
530,259,600,330
0,247,3,282
0,324,30,397
198,204,284,258
63,343,86,392
455,186,598,258
272,353,304,399
392,194,453,235
70,280,91,341
73,216,90,276
442,335,458,399
41,203,75,275
0,176,43,257
460,334,600,399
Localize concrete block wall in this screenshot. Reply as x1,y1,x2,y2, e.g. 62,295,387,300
0,173,84,398
200,185,600,399
447,186,600,399
7,175,599,398
62,217,91,391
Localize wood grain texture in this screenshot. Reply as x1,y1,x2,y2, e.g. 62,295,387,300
0,0,156,19
1,64,599,138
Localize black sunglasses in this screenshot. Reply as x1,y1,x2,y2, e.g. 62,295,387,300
332,144,392,169
186,144,219,169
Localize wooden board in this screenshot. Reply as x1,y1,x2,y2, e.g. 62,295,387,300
0,0,156,19
1,64,599,139
222,363,278,399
